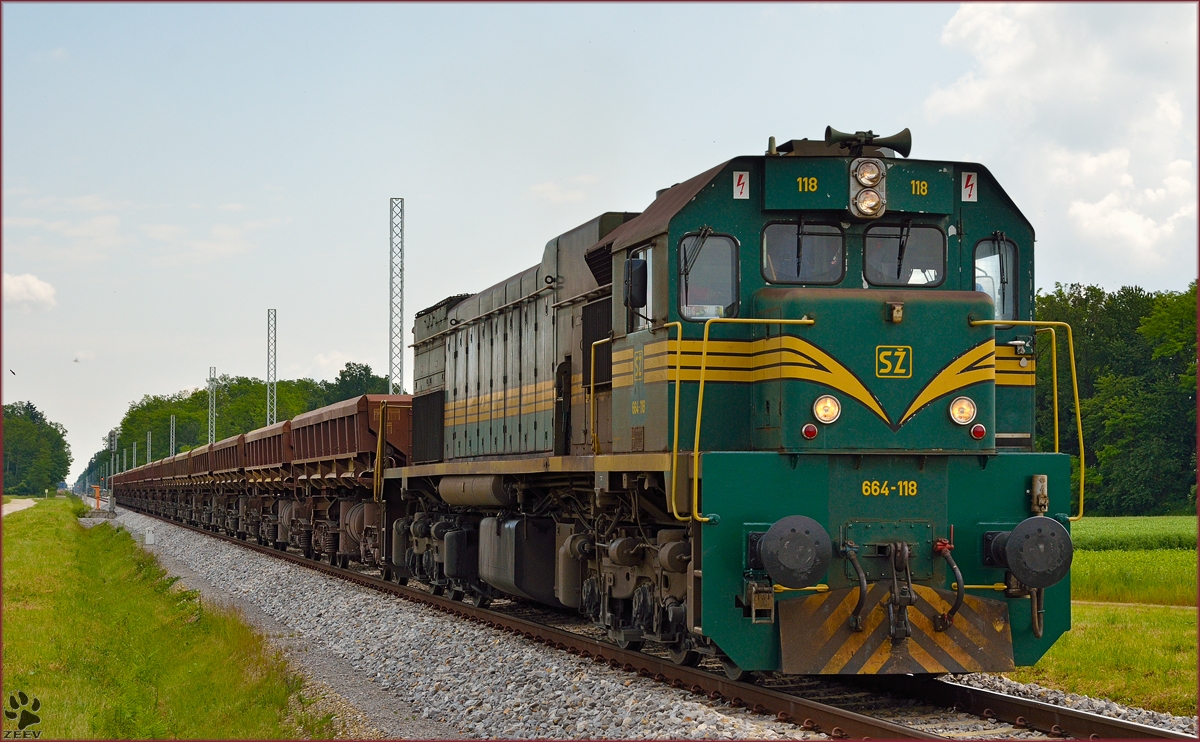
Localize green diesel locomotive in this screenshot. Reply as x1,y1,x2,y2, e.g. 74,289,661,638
397,127,1081,678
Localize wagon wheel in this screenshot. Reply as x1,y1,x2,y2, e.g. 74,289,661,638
465,592,490,609
615,637,644,652
720,657,756,683
447,588,464,602
667,644,701,667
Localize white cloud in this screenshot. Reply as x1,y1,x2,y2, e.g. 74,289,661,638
218,203,246,211
33,47,69,63
3,273,57,310
925,4,1197,289
142,223,187,241
529,181,586,203
313,351,353,372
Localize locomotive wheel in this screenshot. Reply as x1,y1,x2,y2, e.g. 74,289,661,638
667,644,701,667
721,657,756,683
615,638,644,652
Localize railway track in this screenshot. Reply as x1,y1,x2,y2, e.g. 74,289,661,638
124,508,1191,741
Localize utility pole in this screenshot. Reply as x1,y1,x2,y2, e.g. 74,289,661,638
170,414,176,456
208,366,217,444
147,430,152,463
133,442,137,469
389,197,406,395
267,309,277,425
123,448,127,472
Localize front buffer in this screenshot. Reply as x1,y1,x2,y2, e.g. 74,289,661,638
698,451,1072,675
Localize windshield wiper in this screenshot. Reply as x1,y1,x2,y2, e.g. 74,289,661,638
995,231,1008,310
795,216,805,280
895,221,913,280
681,226,713,302
682,226,713,277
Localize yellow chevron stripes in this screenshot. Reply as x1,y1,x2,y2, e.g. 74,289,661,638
614,336,1010,430
616,337,890,424
898,340,995,425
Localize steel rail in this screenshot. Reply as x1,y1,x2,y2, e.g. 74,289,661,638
125,508,1190,741
868,676,1195,741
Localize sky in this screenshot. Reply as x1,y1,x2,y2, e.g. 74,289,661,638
3,3,1197,483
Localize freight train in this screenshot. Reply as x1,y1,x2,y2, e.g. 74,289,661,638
115,127,1082,679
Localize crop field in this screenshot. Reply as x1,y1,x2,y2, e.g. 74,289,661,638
1072,515,1196,551
1071,549,1196,606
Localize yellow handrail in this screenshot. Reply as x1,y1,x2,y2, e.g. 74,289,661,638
971,319,1085,521
589,337,612,455
1034,327,1059,452
665,322,689,522
691,317,816,522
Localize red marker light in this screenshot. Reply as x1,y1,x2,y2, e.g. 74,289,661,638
970,424,986,440
802,424,818,440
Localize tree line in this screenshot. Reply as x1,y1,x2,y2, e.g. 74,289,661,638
74,283,1196,516
74,362,388,490
1035,281,1195,516
4,401,72,496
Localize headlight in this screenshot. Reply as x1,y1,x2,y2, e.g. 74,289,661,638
813,395,841,424
854,189,883,216
855,160,882,187
949,396,977,425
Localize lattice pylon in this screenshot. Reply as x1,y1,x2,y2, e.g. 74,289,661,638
389,198,406,395
208,366,217,444
267,309,278,425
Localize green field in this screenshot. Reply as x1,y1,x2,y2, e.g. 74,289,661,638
1012,603,1196,716
1017,515,1199,716
1073,515,1197,551
2,498,326,738
1072,548,1197,606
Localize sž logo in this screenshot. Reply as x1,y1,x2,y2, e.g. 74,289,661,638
3,692,41,738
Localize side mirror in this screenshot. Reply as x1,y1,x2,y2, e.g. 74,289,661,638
624,258,647,309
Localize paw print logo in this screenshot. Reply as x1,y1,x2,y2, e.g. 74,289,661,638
4,692,40,730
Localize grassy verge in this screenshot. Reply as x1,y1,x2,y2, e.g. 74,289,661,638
1011,603,1196,716
2,498,329,738
1073,515,1196,551
1072,548,1197,606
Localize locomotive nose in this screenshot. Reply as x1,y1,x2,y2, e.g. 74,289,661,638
987,516,1073,589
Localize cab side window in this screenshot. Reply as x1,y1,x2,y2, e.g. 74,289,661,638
974,235,1016,321
628,245,653,332
679,229,739,320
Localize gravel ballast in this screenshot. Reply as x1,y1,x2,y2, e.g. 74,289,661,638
103,510,1196,739
108,510,820,740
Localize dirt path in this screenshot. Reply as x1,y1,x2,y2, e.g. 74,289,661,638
2,499,38,517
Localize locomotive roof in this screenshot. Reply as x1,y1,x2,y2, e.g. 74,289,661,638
587,160,728,256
